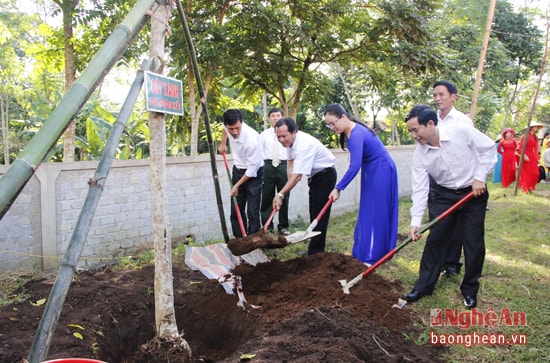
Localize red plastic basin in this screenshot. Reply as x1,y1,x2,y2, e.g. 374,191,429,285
41,359,107,363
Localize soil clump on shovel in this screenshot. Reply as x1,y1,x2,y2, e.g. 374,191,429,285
227,230,289,256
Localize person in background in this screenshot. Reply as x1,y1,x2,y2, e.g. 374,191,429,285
543,138,550,182
432,80,473,128
259,107,291,235
497,128,517,188
273,117,337,255
518,122,544,193
324,103,398,266
218,109,264,238
492,136,502,184
540,132,550,174
432,80,473,278
402,105,496,310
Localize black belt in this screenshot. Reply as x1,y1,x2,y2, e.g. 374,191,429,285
440,185,472,194
311,166,335,178
264,159,287,164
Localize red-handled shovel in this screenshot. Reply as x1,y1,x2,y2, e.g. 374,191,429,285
264,207,277,232
339,191,475,294
221,152,247,237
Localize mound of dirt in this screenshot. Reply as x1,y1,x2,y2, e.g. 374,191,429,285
0,252,446,362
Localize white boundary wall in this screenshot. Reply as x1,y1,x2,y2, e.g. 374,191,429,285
0,146,414,273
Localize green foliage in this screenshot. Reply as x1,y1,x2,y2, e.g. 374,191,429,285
171,0,444,124
113,249,155,270
1,0,547,159
492,1,543,82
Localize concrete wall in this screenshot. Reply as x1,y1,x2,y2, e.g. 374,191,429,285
0,146,414,273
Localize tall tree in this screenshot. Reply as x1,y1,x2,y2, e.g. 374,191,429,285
50,0,80,162
166,0,441,155
0,3,43,164
490,0,543,130
147,1,191,357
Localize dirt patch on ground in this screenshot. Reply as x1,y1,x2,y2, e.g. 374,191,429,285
0,252,446,362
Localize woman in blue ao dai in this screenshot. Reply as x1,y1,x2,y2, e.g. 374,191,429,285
325,104,399,265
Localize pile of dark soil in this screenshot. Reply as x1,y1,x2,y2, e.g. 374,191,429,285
0,252,446,362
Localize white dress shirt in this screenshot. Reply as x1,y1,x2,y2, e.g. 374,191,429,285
410,123,497,227
259,127,287,161
288,131,335,177
225,123,264,178
438,107,473,127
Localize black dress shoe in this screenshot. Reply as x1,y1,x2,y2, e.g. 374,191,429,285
463,295,477,309
443,266,460,277
402,289,429,302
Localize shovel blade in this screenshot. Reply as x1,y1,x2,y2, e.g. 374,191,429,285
284,230,321,244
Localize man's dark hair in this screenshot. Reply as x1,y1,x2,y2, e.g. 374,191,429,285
275,117,298,133
405,105,438,126
268,107,284,116
222,109,243,125
433,80,458,95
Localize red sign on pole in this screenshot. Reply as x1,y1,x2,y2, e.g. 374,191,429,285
144,71,184,116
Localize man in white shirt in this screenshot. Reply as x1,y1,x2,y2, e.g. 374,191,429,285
259,108,290,235
402,105,496,309
433,80,473,127
273,117,337,255
432,80,473,278
218,109,264,238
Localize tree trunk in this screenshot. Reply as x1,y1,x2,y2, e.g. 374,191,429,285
334,64,359,119
501,81,520,131
262,92,267,128
186,0,228,155
469,0,496,120
59,0,78,162
148,2,180,340
188,63,198,156
386,108,401,146
1,93,8,165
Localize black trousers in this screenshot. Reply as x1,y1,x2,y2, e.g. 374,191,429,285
414,183,487,297
429,176,463,271
231,166,263,238
307,167,337,255
260,160,289,231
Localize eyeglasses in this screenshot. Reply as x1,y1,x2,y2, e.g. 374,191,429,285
325,117,341,129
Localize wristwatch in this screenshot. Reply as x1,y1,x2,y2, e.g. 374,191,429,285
277,192,284,199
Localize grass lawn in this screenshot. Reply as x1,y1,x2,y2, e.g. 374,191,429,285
317,181,550,362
